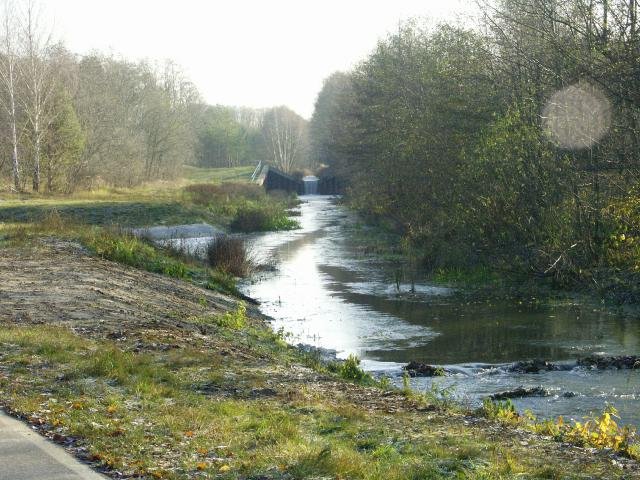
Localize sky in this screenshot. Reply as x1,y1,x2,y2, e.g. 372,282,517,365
39,0,473,118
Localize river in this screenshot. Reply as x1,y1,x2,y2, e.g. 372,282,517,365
181,195,640,425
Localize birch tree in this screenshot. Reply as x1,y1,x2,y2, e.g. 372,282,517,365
262,106,308,173
20,0,55,192
0,0,21,191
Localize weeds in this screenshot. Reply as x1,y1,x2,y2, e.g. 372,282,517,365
183,181,299,233
0,213,241,296
214,303,247,330
0,167,298,233
329,355,374,384
87,230,188,279
205,235,254,277
482,400,640,459
530,406,638,457
0,322,630,478
188,303,248,330
482,398,519,423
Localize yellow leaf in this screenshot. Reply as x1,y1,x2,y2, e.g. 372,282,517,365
219,465,231,472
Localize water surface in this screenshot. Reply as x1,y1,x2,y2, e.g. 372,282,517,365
222,197,640,424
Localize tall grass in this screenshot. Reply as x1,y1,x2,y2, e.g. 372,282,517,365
205,235,254,277
87,229,188,279
0,212,240,296
230,204,298,232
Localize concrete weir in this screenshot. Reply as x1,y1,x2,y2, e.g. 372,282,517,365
253,162,342,195
302,175,319,195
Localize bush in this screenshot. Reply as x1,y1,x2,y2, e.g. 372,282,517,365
230,206,269,232
329,354,373,383
206,234,254,277
214,303,247,330
230,204,298,232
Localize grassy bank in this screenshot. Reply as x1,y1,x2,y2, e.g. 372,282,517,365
1,214,239,296
0,241,636,479
2,322,630,480
0,166,299,232
342,210,628,305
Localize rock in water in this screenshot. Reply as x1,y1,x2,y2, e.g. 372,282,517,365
577,355,640,370
508,359,559,373
490,386,549,400
404,361,446,377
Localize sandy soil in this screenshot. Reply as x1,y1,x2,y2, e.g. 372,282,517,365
0,240,247,338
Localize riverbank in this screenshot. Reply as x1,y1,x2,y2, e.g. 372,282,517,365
341,205,640,309
0,239,637,479
0,165,298,232
239,196,640,430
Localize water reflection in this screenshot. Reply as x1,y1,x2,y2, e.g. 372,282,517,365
235,196,640,424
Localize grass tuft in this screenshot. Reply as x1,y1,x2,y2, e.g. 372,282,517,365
205,235,254,277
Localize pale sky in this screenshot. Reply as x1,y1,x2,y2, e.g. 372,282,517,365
39,0,473,118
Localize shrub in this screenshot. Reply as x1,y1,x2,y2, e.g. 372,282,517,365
535,406,637,456
482,398,519,423
329,354,373,383
230,204,298,232
205,234,254,277
214,303,247,330
230,205,270,232
191,303,247,330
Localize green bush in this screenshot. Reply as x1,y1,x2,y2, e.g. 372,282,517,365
230,204,298,232
214,303,247,330
330,354,373,383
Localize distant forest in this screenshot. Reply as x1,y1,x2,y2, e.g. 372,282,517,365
309,0,640,297
0,2,311,193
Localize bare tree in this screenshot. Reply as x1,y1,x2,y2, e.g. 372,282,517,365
20,0,55,192
262,106,308,173
140,60,200,179
0,0,21,191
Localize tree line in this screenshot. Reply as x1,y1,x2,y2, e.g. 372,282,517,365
0,0,311,193
310,0,640,294
196,104,310,174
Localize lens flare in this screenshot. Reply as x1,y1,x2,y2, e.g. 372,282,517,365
542,82,611,150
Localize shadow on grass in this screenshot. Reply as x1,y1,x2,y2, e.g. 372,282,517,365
0,201,210,227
